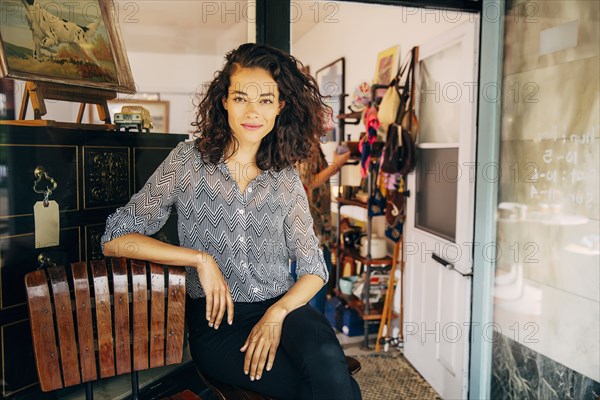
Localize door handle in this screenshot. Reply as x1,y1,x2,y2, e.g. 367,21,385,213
432,253,472,277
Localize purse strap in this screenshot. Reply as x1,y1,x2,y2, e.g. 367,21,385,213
392,51,411,84
394,48,417,125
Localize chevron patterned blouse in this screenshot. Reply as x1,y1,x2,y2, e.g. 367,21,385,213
101,141,328,302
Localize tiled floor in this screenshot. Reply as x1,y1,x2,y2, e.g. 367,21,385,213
337,331,379,356
336,331,404,358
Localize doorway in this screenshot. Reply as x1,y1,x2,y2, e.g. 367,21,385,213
291,2,483,398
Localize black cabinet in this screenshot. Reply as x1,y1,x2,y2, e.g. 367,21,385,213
0,124,187,398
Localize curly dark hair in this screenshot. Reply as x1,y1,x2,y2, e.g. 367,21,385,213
192,43,329,171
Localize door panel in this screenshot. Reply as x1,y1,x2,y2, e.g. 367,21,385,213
405,227,471,398
404,18,479,399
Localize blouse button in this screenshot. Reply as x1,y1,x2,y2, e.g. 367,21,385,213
238,209,244,215
240,236,245,242
247,187,253,193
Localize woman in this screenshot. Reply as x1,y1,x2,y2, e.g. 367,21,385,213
101,43,361,400
295,145,350,312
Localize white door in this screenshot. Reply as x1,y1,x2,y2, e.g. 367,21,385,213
404,19,479,399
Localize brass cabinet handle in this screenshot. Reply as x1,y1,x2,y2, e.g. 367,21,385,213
33,165,58,194
37,253,56,269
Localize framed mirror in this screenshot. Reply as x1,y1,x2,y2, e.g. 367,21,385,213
315,57,345,143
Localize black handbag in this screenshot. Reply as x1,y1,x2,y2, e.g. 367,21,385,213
381,48,417,176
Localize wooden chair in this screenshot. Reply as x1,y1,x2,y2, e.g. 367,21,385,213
25,257,190,400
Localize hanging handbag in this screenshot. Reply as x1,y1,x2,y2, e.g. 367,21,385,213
398,128,416,176
377,77,400,131
377,54,411,131
381,48,417,175
401,46,420,142
367,160,386,217
385,188,405,241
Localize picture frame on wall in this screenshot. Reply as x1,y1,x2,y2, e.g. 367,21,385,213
89,99,170,133
0,0,135,93
374,45,400,85
315,57,345,143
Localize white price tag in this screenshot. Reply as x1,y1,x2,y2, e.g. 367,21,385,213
34,200,60,248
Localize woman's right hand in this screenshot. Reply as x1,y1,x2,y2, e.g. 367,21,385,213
333,149,351,168
195,252,234,329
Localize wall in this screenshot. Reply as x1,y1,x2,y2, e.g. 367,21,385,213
491,0,600,397
104,51,224,135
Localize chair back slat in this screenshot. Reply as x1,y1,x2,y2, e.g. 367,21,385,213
47,267,81,387
91,259,116,378
149,263,166,368
25,269,63,391
71,262,97,382
166,266,186,365
26,258,187,393
111,258,132,375
131,259,149,371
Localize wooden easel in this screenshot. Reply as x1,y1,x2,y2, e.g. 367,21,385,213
375,238,404,352
2,81,118,130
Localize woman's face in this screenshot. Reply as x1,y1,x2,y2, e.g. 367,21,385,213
222,67,285,149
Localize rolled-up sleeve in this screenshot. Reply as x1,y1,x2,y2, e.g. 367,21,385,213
284,172,329,284
100,142,185,249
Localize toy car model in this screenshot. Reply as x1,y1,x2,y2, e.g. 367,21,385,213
114,105,153,132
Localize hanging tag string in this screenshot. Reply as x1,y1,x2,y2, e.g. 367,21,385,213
43,188,52,207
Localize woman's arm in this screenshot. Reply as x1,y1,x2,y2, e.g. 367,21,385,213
271,274,324,314
240,274,323,381
303,150,351,191
104,233,234,329
104,232,203,266
101,143,234,329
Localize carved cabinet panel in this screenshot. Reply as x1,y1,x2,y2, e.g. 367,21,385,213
84,147,130,208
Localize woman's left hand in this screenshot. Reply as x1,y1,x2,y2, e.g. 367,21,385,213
240,305,287,380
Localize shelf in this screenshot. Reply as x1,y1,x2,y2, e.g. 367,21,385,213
334,289,383,321
334,115,386,348
337,197,368,209
340,247,393,266
0,119,117,130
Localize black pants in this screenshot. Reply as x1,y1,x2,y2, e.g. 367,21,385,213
187,295,362,400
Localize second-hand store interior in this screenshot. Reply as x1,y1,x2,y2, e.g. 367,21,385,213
0,0,598,399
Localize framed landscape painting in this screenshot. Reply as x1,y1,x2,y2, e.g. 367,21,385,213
0,0,135,93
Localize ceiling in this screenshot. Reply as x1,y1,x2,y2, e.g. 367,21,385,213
114,0,320,55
